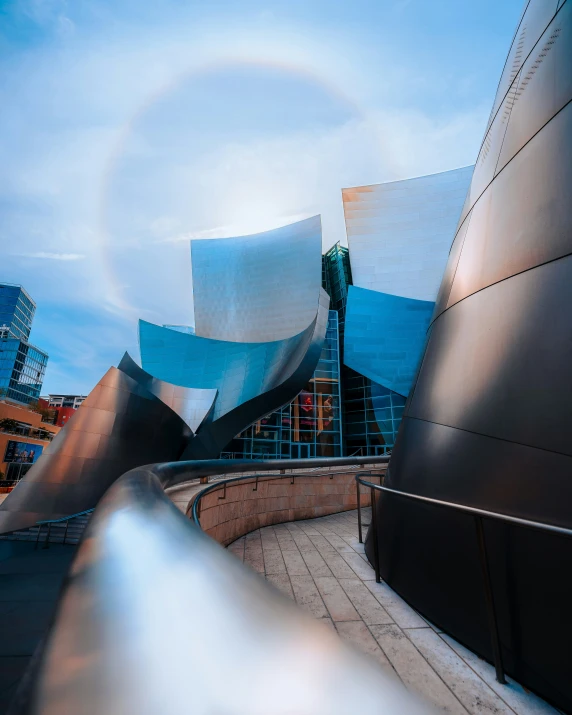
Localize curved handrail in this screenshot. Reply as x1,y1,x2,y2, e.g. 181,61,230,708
355,476,572,538
355,474,572,687
153,454,390,490
36,508,94,526
16,465,431,715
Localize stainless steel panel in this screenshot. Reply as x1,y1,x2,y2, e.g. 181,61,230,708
192,215,323,343
497,1,572,171
343,167,473,302
0,367,192,534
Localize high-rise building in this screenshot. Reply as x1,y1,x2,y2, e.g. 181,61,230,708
0,283,48,405
0,284,35,341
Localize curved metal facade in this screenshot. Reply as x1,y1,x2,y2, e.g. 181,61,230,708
343,286,434,397
0,362,194,534
191,216,323,343
140,289,330,459
369,1,572,709
342,168,471,412
343,167,473,302
117,352,217,432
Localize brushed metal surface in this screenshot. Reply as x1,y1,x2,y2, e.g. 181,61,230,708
342,167,473,302
0,366,193,534
191,215,323,343
24,467,430,715
117,352,217,432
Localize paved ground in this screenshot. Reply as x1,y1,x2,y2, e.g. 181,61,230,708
228,508,558,715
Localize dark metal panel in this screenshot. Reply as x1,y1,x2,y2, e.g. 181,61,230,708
0,367,192,534
389,418,572,526
497,1,572,171
485,0,559,137
466,71,520,207
413,256,572,456
379,2,572,709
457,0,560,227
445,99,572,310
431,209,473,319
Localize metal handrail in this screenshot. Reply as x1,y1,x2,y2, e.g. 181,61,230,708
355,475,572,687
191,468,383,527
34,508,95,549
36,507,95,526
13,467,431,714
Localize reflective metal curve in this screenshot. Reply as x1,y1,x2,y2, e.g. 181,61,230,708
0,364,193,534
21,466,430,715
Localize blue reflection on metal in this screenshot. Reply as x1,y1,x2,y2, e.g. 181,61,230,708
344,286,434,397
139,318,317,422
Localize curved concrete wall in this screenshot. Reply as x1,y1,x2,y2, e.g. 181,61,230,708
191,470,383,547
191,216,323,343
371,1,572,710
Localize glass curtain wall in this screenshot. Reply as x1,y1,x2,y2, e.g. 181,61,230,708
322,242,404,456
0,284,35,341
223,310,342,459
0,339,48,404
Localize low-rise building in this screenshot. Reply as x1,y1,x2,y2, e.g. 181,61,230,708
0,400,59,485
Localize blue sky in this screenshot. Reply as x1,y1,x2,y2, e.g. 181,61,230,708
0,0,523,395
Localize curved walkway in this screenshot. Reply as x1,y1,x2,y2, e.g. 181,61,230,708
228,509,557,715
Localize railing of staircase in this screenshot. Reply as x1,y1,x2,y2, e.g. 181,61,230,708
355,475,572,687
34,508,95,549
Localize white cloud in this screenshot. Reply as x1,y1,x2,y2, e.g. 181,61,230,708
17,252,85,261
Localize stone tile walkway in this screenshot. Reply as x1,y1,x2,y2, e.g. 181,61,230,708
228,508,558,715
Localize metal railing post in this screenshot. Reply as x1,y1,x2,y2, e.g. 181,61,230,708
475,515,506,684
357,479,363,543
43,522,52,549
35,524,42,550
370,487,381,583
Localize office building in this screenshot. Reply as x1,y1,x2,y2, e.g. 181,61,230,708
0,283,49,406
0,284,35,341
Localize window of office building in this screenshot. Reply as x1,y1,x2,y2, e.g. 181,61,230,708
0,284,35,341
0,338,48,404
